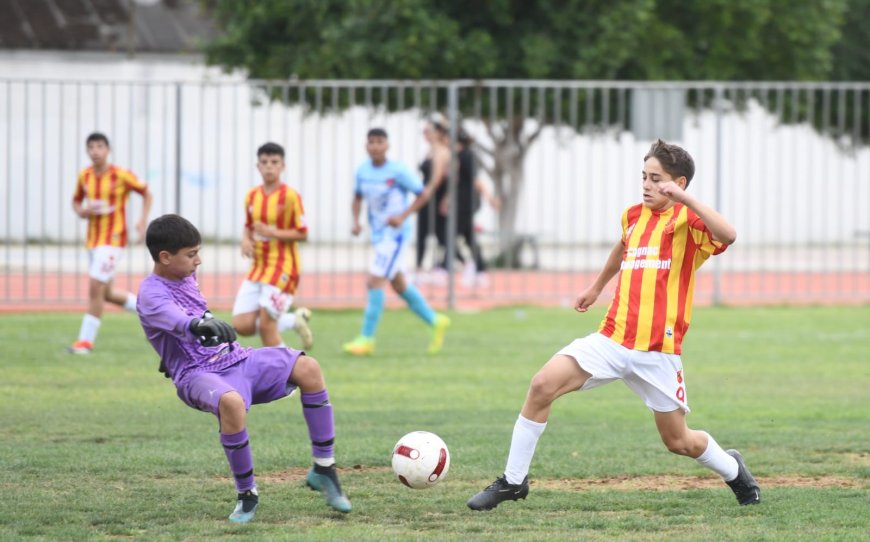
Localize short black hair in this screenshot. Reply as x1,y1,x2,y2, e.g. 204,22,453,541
146,214,202,262
86,132,110,147
257,142,285,158
367,128,388,139
644,139,695,187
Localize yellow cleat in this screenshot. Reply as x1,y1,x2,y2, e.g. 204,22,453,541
428,314,451,354
343,335,375,356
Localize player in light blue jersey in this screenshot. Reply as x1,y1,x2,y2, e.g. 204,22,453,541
343,128,450,356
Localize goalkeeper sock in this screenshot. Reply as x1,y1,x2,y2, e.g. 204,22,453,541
504,415,547,485
221,429,256,493
302,389,335,461
695,431,739,481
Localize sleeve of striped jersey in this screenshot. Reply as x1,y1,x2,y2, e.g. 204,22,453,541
120,169,147,193
73,171,86,202
619,207,631,244
243,189,254,229
288,191,307,233
687,213,728,256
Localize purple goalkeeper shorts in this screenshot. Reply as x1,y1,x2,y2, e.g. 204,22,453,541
177,347,302,415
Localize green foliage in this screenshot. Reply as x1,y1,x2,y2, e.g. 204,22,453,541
831,0,870,81
1,306,869,540
204,0,847,82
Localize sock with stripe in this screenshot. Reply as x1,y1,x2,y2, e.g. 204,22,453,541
399,284,435,325
301,389,336,463
220,429,256,492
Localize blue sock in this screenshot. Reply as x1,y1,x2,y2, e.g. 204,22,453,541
400,284,436,325
362,288,385,337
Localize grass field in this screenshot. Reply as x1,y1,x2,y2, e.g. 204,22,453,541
1,305,868,541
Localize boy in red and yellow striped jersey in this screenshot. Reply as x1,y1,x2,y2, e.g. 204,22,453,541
231,143,313,349
68,132,153,354
468,140,761,512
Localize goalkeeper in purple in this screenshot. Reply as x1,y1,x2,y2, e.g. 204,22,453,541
137,214,351,523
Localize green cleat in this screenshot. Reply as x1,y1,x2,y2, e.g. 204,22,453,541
306,464,352,513
428,314,451,354
343,335,375,356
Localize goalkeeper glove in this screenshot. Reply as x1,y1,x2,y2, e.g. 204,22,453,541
189,311,237,347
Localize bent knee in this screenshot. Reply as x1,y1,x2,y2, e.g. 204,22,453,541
291,355,325,389
528,371,560,402
219,391,246,415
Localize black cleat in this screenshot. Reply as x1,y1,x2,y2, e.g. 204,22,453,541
467,475,529,511
725,449,761,505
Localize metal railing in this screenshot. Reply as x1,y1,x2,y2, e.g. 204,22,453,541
1,79,868,310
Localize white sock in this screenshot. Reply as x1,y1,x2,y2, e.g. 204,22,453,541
695,431,739,481
314,456,335,467
504,415,547,485
78,314,101,343
123,292,137,312
278,312,296,333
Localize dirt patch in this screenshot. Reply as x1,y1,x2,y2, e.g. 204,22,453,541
533,474,864,491
249,466,863,490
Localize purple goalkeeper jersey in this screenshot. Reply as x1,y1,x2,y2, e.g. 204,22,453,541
138,272,251,385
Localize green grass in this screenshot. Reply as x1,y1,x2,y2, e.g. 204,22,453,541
1,305,868,541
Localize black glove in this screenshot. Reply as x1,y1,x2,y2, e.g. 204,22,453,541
189,311,237,347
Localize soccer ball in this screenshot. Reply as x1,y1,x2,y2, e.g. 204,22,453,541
391,431,450,489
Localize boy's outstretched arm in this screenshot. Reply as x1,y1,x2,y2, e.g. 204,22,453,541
575,239,623,312
135,188,154,242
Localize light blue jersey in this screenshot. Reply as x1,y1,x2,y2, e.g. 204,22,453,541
355,158,423,243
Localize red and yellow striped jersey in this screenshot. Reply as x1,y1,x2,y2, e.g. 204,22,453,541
598,203,727,354
244,184,307,294
73,165,147,249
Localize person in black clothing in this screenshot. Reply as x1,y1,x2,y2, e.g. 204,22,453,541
415,119,451,282
438,130,500,288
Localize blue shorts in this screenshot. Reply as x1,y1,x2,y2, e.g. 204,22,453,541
176,347,302,415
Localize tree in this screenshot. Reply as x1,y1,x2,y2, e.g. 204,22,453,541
203,0,849,264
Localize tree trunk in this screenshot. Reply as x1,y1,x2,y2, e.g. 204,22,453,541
479,116,540,268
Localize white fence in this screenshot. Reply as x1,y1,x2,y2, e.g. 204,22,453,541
2,79,868,309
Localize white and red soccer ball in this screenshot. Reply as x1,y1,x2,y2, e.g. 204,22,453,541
391,431,450,489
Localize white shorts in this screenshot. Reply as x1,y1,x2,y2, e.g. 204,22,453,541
88,246,125,283
369,235,406,280
556,332,690,413
232,280,294,320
